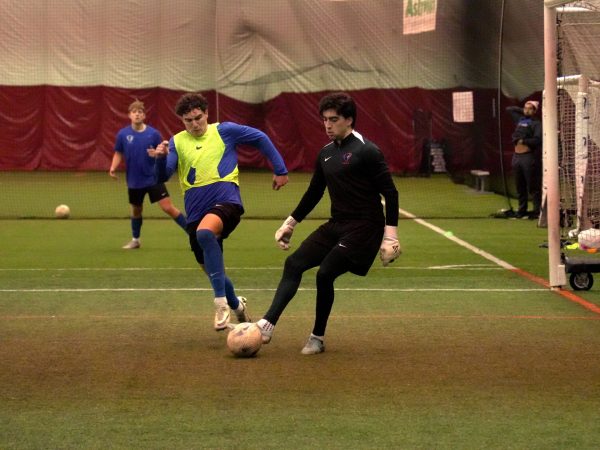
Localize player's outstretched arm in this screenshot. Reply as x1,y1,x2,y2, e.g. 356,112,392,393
222,123,288,183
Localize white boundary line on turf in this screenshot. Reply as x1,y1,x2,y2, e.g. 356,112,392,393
0,211,518,277
0,210,519,291
0,265,502,271
0,287,546,293
399,208,517,270
0,212,547,294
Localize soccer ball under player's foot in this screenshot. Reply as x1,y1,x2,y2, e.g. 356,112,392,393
227,322,263,357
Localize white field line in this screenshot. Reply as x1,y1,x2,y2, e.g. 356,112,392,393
0,210,519,275
0,210,529,295
399,208,516,270
0,265,501,271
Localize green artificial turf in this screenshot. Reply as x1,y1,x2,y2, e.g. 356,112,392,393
1,173,599,449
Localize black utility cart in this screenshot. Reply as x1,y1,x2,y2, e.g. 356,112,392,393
563,254,600,290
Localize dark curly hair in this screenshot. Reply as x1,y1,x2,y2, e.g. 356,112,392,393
318,92,356,128
175,93,209,116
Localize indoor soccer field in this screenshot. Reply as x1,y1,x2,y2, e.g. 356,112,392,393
3,0,600,448
1,172,600,449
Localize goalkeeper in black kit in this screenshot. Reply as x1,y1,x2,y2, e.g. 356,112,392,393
256,92,400,355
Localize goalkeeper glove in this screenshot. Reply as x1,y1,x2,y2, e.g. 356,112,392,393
380,225,401,267
275,216,298,250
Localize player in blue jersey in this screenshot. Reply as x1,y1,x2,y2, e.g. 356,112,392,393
256,92,400,355
110,100,187,249
148,92,289,331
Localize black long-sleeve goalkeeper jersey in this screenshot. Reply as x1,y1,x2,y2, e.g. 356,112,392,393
291,130,399,227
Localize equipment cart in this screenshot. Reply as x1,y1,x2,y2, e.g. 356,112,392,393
563,254,600,290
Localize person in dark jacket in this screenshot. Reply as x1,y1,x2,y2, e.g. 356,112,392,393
506,100,542,219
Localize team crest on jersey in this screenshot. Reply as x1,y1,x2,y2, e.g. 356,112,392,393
342,152,352,164
126,135,134,143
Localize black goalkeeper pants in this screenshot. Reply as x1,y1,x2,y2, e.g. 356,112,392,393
263,240,354,337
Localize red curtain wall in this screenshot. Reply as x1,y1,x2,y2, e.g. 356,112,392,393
0,85,528,176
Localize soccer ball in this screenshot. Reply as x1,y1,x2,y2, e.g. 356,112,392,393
578,228,600,249
54,204,70,219
226,322,263,357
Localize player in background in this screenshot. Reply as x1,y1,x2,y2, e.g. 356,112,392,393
256,92,400,355
148,92,289,331
110,99,187,249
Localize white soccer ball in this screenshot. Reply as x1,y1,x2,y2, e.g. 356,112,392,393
578,228,600,249
54,204,70,219
226,322,262,358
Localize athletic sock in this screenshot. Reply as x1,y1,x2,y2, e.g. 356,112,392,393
224,276,240,309
131,217,142,239
196,229,226,298
257,319,274,332
174,213,187,231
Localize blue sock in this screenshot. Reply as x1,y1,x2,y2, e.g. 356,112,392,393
174,213,187,231
196,229,226,298
224,276,240,309
131,217,142,239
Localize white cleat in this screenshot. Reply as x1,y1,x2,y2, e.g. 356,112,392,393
233,297,251,323
122,239,140,249
300,335,325,355
214,299,231,331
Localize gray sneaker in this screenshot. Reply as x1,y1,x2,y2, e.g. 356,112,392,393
233,297,251,323
300,335,325,355
122,239,140,249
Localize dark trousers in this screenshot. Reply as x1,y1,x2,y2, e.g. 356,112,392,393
512,152,542,215
264,241,353,337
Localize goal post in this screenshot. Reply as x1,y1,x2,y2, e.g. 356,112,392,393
544,1,563,288
544,0,600,288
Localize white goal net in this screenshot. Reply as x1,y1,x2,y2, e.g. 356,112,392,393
544,0,600,285
555,3,600,237
558,76,600,236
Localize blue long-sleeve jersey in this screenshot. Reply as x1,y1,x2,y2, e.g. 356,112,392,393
156,121,287,223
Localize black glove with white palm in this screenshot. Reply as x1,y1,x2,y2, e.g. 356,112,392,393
275,216,298,250
379,225,401,266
